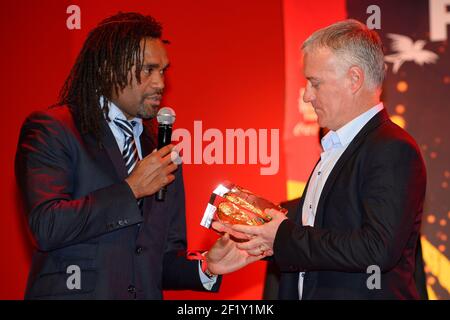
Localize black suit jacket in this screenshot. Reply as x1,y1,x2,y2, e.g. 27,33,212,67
274,109,426,299
263,199,428,300
15,106,220,299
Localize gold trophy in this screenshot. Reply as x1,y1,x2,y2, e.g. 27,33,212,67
201,181,287,228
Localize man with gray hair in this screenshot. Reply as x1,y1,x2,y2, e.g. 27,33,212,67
214,19,426,299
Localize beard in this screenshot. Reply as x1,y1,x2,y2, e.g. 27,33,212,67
136,99,160,119
136,91,163,119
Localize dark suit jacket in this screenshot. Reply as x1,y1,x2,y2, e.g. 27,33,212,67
273,109,426,299
263,199,428,300
15,105,220,299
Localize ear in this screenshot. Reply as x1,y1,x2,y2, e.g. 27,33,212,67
347,66,364,94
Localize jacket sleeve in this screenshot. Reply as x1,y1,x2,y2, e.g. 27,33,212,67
161,166,221,292
15,111,143,252
274,139,426,273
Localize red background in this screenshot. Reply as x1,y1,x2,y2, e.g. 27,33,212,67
0,0,287,299
2,0,448,301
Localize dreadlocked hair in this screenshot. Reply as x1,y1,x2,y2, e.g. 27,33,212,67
56,12,163,146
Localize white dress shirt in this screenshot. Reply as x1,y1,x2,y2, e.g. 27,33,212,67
105,101,144,159
103,100,217,290
298,103,384,299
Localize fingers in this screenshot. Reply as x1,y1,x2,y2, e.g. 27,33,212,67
139,148,178,183
236,238,269,255
156,144,174,157
126,145,181,198
246,253,266,264
162,173,175,186
211,221,227,233
265,208,285,219
236,238,273,256
164,162,178,175
212,222,251,240
139,161,175,185
143,150,177,171
231,224,261,236
142,165,175,195
158,145,182,165
161,150,179,166
217,232,231,248
143,145,176,166
236,238,259,251
222,232,230,241
207,233,234,263
246,247,271,256
245,247,272,262
145,147,180,178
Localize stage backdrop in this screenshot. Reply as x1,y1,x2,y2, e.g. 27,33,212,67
0,0,448,300
0,0,286,300
283,0,449,299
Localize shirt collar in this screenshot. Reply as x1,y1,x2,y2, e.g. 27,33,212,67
100,97,144,137
321,102,384,152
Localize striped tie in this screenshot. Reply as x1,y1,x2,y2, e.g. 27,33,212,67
113,118,139,175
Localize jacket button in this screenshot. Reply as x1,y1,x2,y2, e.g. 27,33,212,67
128,285,136,294
135,246,143,255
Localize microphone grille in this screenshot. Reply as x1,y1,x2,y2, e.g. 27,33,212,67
156,107,176,125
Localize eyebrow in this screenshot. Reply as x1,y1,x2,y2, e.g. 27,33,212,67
142,63,171,70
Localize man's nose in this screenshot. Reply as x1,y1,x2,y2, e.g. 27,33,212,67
151,72,165,91
303,87,314,103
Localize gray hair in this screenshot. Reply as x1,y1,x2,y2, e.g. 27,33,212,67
302,19,385,89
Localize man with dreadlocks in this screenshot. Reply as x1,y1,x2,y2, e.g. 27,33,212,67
15,12,264,299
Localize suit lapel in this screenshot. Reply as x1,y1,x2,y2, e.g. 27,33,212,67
313,109,390,228
75,111,128,181
99,119,129,180
139,121,158,217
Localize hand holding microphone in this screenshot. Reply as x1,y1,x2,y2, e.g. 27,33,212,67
125,107,178,200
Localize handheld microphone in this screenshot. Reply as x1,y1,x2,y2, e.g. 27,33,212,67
156,107,176,201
